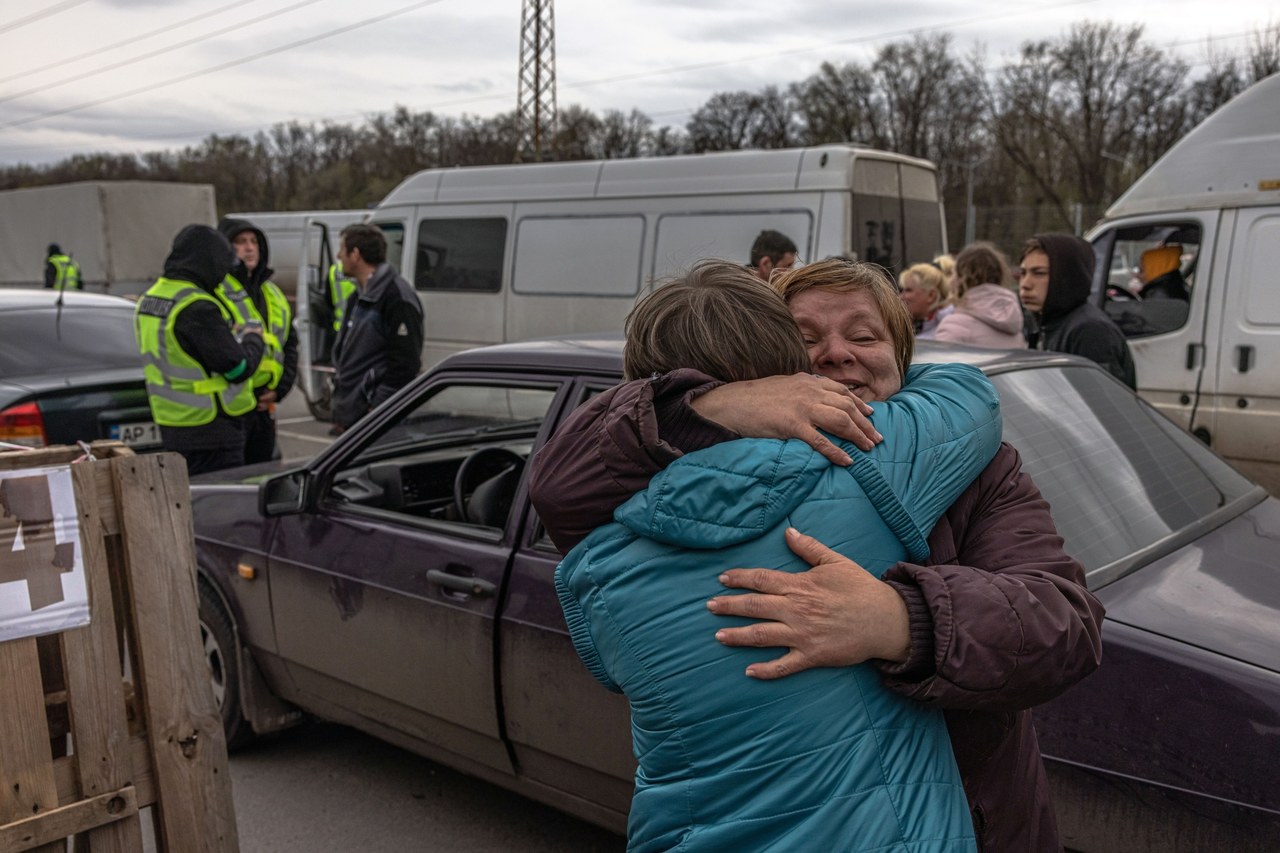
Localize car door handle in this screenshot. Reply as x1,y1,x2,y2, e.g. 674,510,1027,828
1236,345,1255,373
427,569,495,598
1185,343,1204,370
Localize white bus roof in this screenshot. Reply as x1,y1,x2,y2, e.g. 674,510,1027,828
1105,72,1280,219
376,145,938,207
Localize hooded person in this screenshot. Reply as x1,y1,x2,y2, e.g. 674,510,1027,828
134,224,266,475
45,242,82,291
933,242,1026,349
215,217,298,464
1018,233,1136,389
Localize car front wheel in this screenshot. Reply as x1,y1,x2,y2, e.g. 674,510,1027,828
198,583,254,750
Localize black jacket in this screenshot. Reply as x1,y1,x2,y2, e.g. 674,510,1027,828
160,225,265,452
217,218,298,402
331,263,424,429
1031,233,1136,389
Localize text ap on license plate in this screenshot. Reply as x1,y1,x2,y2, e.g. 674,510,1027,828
111,422,161,447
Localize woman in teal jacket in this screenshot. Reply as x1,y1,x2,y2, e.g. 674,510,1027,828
556,260,999,852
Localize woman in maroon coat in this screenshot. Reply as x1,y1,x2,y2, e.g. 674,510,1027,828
529,258,1105,853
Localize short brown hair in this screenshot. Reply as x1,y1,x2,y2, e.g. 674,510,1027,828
771,258,914,379
953,242,1011,299
1019,236,1045,262
623,260,809,382
340,223,387,266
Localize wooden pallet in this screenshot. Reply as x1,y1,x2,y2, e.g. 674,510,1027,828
0,442,238,853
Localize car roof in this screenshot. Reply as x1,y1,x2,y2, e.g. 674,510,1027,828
438,332,1088,378
0,289,136,310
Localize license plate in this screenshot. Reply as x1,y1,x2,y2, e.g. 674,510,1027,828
110,421,162,448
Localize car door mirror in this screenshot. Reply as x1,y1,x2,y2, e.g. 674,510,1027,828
260,469,308,517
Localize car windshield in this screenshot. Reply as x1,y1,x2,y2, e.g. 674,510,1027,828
992,365,1255,582
0,305,144,377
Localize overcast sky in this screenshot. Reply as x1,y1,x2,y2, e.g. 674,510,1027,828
0,0,1274,167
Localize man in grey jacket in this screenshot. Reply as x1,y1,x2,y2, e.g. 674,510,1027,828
331,224,424,433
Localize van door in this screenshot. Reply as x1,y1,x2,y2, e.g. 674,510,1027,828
1089,212,1220,431
1203,207,1280,493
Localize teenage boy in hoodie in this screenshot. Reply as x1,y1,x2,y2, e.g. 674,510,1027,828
1017,233,1136,388
134,225,265,475
215,218,298,464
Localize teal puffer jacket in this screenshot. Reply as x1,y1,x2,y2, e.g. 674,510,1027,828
556,363,1001,853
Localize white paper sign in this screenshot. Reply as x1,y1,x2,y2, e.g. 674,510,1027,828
0,465,89,643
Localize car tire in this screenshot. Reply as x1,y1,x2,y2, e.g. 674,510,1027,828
198,583,255,750
305,371,334,422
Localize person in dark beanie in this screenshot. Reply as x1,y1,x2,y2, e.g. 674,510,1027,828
215,217,298,464
133,225,265,475
1017,233,1136,389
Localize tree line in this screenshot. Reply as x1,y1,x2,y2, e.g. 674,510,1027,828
3,21,1277,250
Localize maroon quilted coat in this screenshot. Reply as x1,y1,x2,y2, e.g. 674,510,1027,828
529,369,1105,853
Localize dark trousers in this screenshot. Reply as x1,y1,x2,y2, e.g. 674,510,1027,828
244,408,278,465
183,446,244,476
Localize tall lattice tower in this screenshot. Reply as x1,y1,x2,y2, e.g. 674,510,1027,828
516,0,557,162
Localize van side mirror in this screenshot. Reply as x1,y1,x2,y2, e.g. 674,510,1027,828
260,470,308,517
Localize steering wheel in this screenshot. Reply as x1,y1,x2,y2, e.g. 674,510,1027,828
453,447,526,525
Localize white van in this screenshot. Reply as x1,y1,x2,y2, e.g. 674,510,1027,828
1086,72,1280,493
290,144,945,419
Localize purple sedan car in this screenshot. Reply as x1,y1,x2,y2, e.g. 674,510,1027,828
191,335,1280,851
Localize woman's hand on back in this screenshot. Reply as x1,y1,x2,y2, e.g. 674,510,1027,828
691,373,881,464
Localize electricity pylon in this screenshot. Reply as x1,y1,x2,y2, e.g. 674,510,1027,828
517,0,557,162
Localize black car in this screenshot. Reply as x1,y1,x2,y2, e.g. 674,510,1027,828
191,336,1280,851
0,290,156,450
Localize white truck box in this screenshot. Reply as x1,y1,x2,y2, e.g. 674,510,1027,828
0,181,216,295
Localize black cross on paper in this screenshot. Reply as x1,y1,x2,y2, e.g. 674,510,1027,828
0,475,76,612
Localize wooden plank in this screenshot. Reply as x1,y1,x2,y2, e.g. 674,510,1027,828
53,738,154,809
0,443,131,474
111,454,239,853
0,787,137,853
0,637,64,853
57,463,144,852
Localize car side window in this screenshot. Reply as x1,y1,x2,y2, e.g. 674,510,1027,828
1097,222,1199,338
328,381,559,531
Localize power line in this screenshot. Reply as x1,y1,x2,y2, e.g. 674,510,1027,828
0,0,91,36
0,0,331,107
0,0,257,86
1,0,447,130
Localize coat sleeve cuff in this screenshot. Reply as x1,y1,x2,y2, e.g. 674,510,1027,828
650,369,737,454
876,580,937,680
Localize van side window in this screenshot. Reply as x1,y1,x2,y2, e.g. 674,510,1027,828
415,218,507,293
1099,223,1199,338
373,222,406,273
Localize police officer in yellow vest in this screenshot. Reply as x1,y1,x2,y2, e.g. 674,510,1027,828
45,243,82,291
328,262,358,333
215,218,298,465
134,225,266,475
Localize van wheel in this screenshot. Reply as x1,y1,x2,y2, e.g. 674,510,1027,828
198,584,255,750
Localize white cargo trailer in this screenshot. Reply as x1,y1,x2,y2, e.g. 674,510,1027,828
0,181,216,296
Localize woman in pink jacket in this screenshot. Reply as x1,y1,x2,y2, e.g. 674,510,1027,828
934,242,1027,348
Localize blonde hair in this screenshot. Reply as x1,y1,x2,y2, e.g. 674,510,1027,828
899,263,949,310
623,260,810,382
932,253,956,278
953,242,1012,299
771,257,914,379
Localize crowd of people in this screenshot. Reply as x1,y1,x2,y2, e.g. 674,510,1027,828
534,230,1127,851
128,219,423,474
64,217,1131,849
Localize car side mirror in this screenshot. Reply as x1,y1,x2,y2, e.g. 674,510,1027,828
260,470,308,517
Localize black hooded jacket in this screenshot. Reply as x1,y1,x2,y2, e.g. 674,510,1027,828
217,217,298,402
159,224,265,450
1030,233,1136,389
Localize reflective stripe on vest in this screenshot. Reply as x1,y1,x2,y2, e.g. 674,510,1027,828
48,254,82,290
328,264,358,332
134,278,256,426
215,275,291,389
